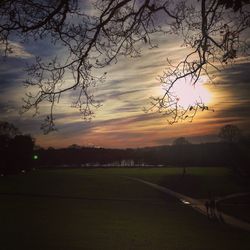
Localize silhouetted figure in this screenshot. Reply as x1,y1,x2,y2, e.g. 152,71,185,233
205,200,210,217
210,198,216,218
183,167,186,175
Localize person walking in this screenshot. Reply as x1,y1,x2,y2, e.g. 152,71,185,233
210,198,216,218
205,200,210,218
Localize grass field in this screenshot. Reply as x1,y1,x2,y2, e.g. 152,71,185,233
0,167,249,250
111,167,249,198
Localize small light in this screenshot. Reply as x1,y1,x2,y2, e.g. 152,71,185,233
33,154,38,160
181,199,190,205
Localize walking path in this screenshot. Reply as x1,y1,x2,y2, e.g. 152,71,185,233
216,192,250,202
126,177,250,232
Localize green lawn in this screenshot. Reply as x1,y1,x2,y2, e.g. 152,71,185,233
0,168,249,250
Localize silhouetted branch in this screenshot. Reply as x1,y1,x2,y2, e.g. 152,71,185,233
0,0,249,131
149,0,249,123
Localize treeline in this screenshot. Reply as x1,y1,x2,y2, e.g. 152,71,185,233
0,122,34,175
1,121,250,177
35,141,250,174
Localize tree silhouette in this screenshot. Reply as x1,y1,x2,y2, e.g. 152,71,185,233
0,121,20,157
1,0,249,132
0,121,34,174
219,124,241,143
173,137,190,146
8,135,35,173
0,121,20,138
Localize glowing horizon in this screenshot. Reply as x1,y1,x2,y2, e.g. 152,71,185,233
0,37,249,149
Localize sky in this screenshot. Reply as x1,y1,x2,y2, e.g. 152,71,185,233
0,2,250,149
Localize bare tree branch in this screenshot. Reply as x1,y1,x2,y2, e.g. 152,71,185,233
0,0,249,131
149,0,250,123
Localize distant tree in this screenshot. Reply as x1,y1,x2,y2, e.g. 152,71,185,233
218,124,241,143
8,135,35,173
0,121,20,174
68,144,82,149
48,147,55,150
0,121,35,174
173,137,191,146
218,125,250,178
0,121,20,137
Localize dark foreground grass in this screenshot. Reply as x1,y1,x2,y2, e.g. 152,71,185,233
0,168,249,250
218,194,250,223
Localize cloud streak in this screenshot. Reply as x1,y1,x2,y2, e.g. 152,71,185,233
0,35,250,148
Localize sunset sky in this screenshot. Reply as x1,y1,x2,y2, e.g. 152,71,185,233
0,2,250,149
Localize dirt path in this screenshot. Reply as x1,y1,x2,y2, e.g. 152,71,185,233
216,192,250,202
126,177,250,232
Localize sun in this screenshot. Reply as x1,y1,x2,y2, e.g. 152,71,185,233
167,77,212,108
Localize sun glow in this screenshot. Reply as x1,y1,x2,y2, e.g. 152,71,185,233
167,77,212,108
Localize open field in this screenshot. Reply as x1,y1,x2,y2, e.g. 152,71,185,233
0,167,250,250
108,167,250,198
